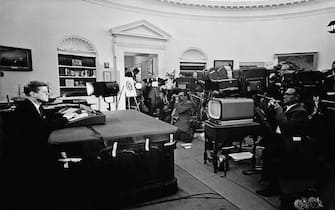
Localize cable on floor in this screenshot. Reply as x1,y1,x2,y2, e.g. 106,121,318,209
129,192,226,208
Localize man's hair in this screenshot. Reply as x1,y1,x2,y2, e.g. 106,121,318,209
292,86,301,95
133,68,139,74
125,71,133,77
24,81,48,96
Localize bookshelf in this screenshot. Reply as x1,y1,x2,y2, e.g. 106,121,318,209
58,54,97,96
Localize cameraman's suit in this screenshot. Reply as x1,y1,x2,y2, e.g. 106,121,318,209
262,102,309,182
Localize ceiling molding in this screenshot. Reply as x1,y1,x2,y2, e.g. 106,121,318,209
158,0,317,9
83,0,335,21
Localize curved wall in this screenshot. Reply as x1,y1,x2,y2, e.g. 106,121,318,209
0,0,334,100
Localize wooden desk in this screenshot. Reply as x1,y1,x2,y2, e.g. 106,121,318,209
49,110,178,154
49,110,178,205
204,120,262,173
50,110,177,143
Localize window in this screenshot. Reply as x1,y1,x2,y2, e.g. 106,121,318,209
179,61,206,78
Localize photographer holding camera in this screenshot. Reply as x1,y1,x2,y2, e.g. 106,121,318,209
256,87,309,197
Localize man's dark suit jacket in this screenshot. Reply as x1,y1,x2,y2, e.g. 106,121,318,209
8,99,68,170
274,103,309,138
323,69,335,91
273,103,318,175
3,99,69,205
261,102,314,180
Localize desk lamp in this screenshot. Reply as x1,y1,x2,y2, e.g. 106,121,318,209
86,81,119,110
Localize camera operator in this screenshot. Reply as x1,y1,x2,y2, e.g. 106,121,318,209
172,91,194,143
256,87,309,197
324,60,335,91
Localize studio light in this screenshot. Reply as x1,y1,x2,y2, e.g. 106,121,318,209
86,81,119,97
86,81,120,111
135,82,143,90
327,20,335,33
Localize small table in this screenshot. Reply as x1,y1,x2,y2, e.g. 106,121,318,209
204,120,262,173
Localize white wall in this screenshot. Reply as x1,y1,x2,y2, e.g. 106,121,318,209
0,0,334,102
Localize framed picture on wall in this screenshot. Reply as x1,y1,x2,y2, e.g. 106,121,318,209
0,45,33,71
103,71,111,81
274,52,318,71
214,60,234,70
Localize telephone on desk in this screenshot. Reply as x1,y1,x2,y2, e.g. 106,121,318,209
58,106,106,127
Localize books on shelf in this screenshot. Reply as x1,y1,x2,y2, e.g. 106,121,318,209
65,79,74,87
59,54,96,96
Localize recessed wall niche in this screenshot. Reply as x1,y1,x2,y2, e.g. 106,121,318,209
57,36,98,97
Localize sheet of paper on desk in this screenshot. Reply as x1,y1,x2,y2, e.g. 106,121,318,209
60,107,79,115
228,152,253,161
68,112,89,122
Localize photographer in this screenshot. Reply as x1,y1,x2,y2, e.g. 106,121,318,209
324,60,335,91
172,91,195,143
256,87,309,197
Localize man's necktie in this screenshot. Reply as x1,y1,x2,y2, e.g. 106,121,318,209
39,106,46,118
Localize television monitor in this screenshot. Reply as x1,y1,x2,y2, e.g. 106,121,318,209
0,46,32,71
208,98,254,121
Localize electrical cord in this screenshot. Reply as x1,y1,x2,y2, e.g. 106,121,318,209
129,192,225,208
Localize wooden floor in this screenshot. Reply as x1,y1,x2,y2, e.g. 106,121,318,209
174,133,281,210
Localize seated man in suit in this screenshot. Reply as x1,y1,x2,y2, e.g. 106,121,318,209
4,81,73,207
256,87,309,197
